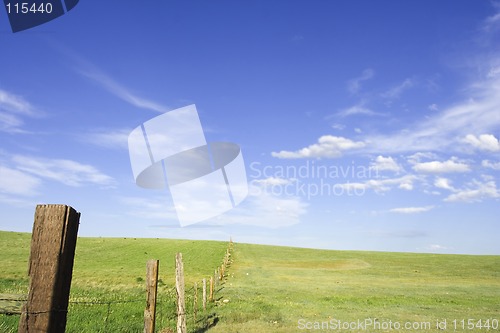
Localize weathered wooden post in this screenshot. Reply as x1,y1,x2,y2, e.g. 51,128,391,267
202,278,207,311
175,253,186,333
143,259,159,333
209,276,214,302
18,204,80,333
193,282,198,323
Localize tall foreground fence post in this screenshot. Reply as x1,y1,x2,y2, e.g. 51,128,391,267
143,259,159,333
18,204,80,333
175,253,186,333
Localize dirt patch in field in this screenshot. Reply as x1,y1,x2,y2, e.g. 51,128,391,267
270,259,371,271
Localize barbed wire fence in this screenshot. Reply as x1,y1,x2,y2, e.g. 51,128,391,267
1,239,234,333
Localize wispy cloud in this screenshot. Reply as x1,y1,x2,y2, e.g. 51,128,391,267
120,195,178,220
337,174,417,193
381,78,415,100
487,66,500,78
0,165,41,196
331,123,345,130
426,244,449,251
0,89,42,133
366,74,500,154
365,229,427,239
83,128,131,150
121,181,308,228
482,159,500,170
0,194,35,208
12,155,116,188
77,65,170,114
347,68,374,94
482,2,500,32
271,135,365,159
212,183,308,228
389,205,434,214
444,179,500,203
336,104,385,118
0,89,36,115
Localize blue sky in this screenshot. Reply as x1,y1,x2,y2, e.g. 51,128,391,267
1,1,499,254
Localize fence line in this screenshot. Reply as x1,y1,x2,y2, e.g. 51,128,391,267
1,238,235,333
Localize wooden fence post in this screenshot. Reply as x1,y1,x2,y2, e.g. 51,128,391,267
193,282,198,323
209,276,214,302
18,204,80,333
175,253,186,333
143,259,159,333
202,278,207,311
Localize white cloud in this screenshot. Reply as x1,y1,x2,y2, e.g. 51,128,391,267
428,104,439,111
399,181,414,190
488,66,500,78
482,6,500,32
12,155,116,187
0,194,34,208
463,134,500,152
0,112,23,131
83,128,131,149
78,67,170,113
434,177,456,191
406,152,438,164
331,123,345,130
482,159,500,170
444,179,500,203
427,244,449,251
366,75,500,154
252,177,295,186
347,68,374,94
120,195,178,220
0,89,41,133
214,183,308,228
337,175,417,193
337,104,383,117
389,206,434,214
0,89,36,115
370,155,402,173
121,182,308,228
412,159,470,174
0,166,41,196
271,135,365,159
381,78,414,100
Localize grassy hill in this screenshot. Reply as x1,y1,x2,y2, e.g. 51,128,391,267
214,243,500,332
0,231,229,332
1,230,499,332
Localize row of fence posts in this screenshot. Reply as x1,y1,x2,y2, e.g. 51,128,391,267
144,238,233,333
12,204,234,333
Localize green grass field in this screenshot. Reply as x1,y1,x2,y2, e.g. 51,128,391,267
1,230,499,332
0,231,228,332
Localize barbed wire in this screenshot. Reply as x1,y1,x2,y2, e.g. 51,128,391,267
1,240,235,332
